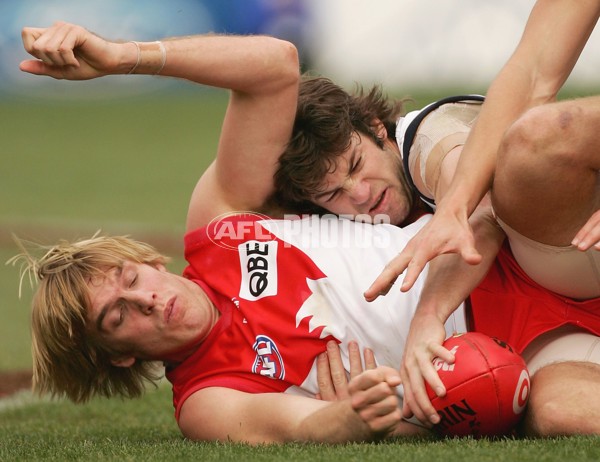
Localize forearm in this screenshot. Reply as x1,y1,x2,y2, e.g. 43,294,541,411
415,199,504,324
156,35,299,94
296,400,378,443
112,34,299,95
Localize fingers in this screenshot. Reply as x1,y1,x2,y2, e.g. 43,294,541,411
348,341,364,379
349,368,401,409
365,211,486,300
460,245,483,265
400,258,429,292
22,22,80,67
572,210,600,250
349,367,403,433
354,396,403,434
20,26,58,76
363,347,377,370
399,237,481,292
400,333,453,426
401,361,438,425
406,364,441,425
429,342,455,366
315,341,350,401
349,367,402,394
316,351,336,401
316,341,381,401
403,344,456,425
364,254,409,301
326,340,350,397
364,250,427,300
347,342,377,377
21,27,45,56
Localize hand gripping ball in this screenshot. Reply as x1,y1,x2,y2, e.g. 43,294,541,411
425,332,530,438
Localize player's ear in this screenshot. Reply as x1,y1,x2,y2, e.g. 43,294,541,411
111,356,136,368
372,118,388,139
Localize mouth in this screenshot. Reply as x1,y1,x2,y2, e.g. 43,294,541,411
369,188,387,214
164,296,177,323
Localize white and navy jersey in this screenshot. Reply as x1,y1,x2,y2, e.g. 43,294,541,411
167,213,466,420
396,94,485,209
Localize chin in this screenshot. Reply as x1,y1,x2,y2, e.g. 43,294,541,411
376,207,401,225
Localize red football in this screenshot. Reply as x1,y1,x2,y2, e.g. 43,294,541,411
425,332,530,438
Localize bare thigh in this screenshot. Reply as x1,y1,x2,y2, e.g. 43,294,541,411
492,98,600,246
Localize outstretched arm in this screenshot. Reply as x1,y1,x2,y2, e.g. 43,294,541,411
20,22,300,230
373,0,600,292
178,382,425,444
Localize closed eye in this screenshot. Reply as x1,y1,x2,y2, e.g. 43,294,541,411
324,189,341,203
349,156,363,174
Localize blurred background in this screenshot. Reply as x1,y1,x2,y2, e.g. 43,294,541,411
2,0,599,375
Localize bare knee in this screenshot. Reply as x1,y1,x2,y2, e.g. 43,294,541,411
492,103,593,227
499,103,584,171
523,362,600,437
500,107,559,165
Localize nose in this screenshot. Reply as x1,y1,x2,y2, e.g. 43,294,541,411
346,177,370,205
129,290,156,314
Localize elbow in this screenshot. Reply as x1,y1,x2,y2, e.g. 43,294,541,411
264,37,300,90
278,39,301,88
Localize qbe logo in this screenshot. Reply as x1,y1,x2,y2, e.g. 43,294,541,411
252,335,285,380
238,240,278,301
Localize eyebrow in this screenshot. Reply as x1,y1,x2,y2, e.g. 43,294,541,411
313,148,357,200
95,267,123,333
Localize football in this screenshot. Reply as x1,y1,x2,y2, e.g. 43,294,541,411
425,332,530,438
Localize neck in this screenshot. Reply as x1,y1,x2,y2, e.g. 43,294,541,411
400,199,432,227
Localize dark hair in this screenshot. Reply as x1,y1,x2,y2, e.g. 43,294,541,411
271,75,406,212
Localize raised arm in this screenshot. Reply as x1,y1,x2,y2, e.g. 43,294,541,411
378,0,600,291
20,22,300,230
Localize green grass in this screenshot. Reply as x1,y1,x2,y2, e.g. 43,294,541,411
0,94,224,226
2,87,600,459
1,386,600,461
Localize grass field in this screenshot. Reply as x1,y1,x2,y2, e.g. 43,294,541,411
1,87,599,460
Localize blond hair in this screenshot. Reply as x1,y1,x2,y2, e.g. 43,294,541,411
10,234,170,403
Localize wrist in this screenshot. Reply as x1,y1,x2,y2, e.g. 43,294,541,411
435,191,470,218
126,41,167,75
412,308,447,327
